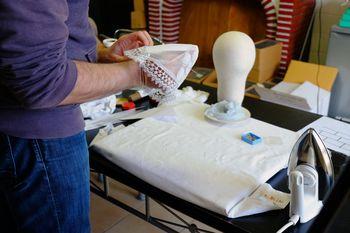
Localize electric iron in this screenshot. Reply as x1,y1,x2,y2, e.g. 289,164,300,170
287,128,334,223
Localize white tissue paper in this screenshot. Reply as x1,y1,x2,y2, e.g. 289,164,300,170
81,95,116,120
162,86,209,105
93,102,297,218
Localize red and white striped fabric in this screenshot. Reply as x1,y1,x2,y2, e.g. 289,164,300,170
148,0,278,43
275,0,315,79
276,0,294,78
148,0,183,43
261,0,278,39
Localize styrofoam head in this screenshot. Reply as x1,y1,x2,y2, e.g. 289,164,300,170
213,31,255,74
213,31,256,104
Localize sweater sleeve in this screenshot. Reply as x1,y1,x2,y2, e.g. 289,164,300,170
0,0,78,109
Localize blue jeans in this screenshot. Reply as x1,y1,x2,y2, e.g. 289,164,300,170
0,131,90,233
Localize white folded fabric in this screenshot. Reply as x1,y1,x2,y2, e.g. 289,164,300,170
93,102,297,217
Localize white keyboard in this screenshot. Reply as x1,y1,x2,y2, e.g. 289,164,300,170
299,117,350,156
319,127,350,156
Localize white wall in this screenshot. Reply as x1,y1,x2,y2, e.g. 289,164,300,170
309,0,348,64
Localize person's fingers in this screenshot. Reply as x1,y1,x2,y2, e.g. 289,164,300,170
116,31,153,50
141,31,154,46
130,31,153,46
122,41,139,55
111,39,138,56
139,31,151,46
104,31,155,63
134,31,150,46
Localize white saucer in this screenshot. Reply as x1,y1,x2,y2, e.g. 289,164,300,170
204,107,251,124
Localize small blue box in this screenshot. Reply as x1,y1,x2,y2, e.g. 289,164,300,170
241,132,262,145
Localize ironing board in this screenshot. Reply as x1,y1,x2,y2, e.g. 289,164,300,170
88,81,348,233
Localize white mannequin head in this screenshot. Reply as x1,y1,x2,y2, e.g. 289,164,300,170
213,31,256,105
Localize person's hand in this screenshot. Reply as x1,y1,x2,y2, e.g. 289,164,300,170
98,31,153,63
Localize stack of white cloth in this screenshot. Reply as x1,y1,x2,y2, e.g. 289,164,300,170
93,102,297,218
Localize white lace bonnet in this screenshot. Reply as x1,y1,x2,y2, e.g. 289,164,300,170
125,44,199,101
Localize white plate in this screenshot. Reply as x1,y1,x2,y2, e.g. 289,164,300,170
204,107,251,124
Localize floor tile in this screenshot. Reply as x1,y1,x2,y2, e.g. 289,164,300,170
105,214,165,233
136,199,192,232
90,193,129,233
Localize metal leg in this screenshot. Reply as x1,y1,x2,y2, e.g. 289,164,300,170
97,173,104,182
145,195,151,221
102,174,109,196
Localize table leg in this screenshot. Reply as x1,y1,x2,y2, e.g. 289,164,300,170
145,195,151,221
102,174,109,196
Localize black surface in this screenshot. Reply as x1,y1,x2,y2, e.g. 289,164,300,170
308,154,350,233
88,81,349,233
255,40,278,49
89,0,133,37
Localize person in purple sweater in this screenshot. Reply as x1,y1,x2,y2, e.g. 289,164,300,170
0,1,155,232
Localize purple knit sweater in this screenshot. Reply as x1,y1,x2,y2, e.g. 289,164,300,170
0,0,97,138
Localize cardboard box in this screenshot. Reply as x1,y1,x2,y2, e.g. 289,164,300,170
247,40,282,83
254,60,338,115
283,60,337,92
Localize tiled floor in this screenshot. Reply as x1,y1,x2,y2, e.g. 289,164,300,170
90,173,221,233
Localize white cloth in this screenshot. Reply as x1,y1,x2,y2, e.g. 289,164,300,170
161,86,209,105
125,44,199,102
93,102,297,218
80,95,116,120
231,183,290,218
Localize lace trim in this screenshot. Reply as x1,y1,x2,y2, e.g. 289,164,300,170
126,47,192,102
124,47,150,65
142,59,179,102
142,60,177,92
125,47,181,102
149,91,177,103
